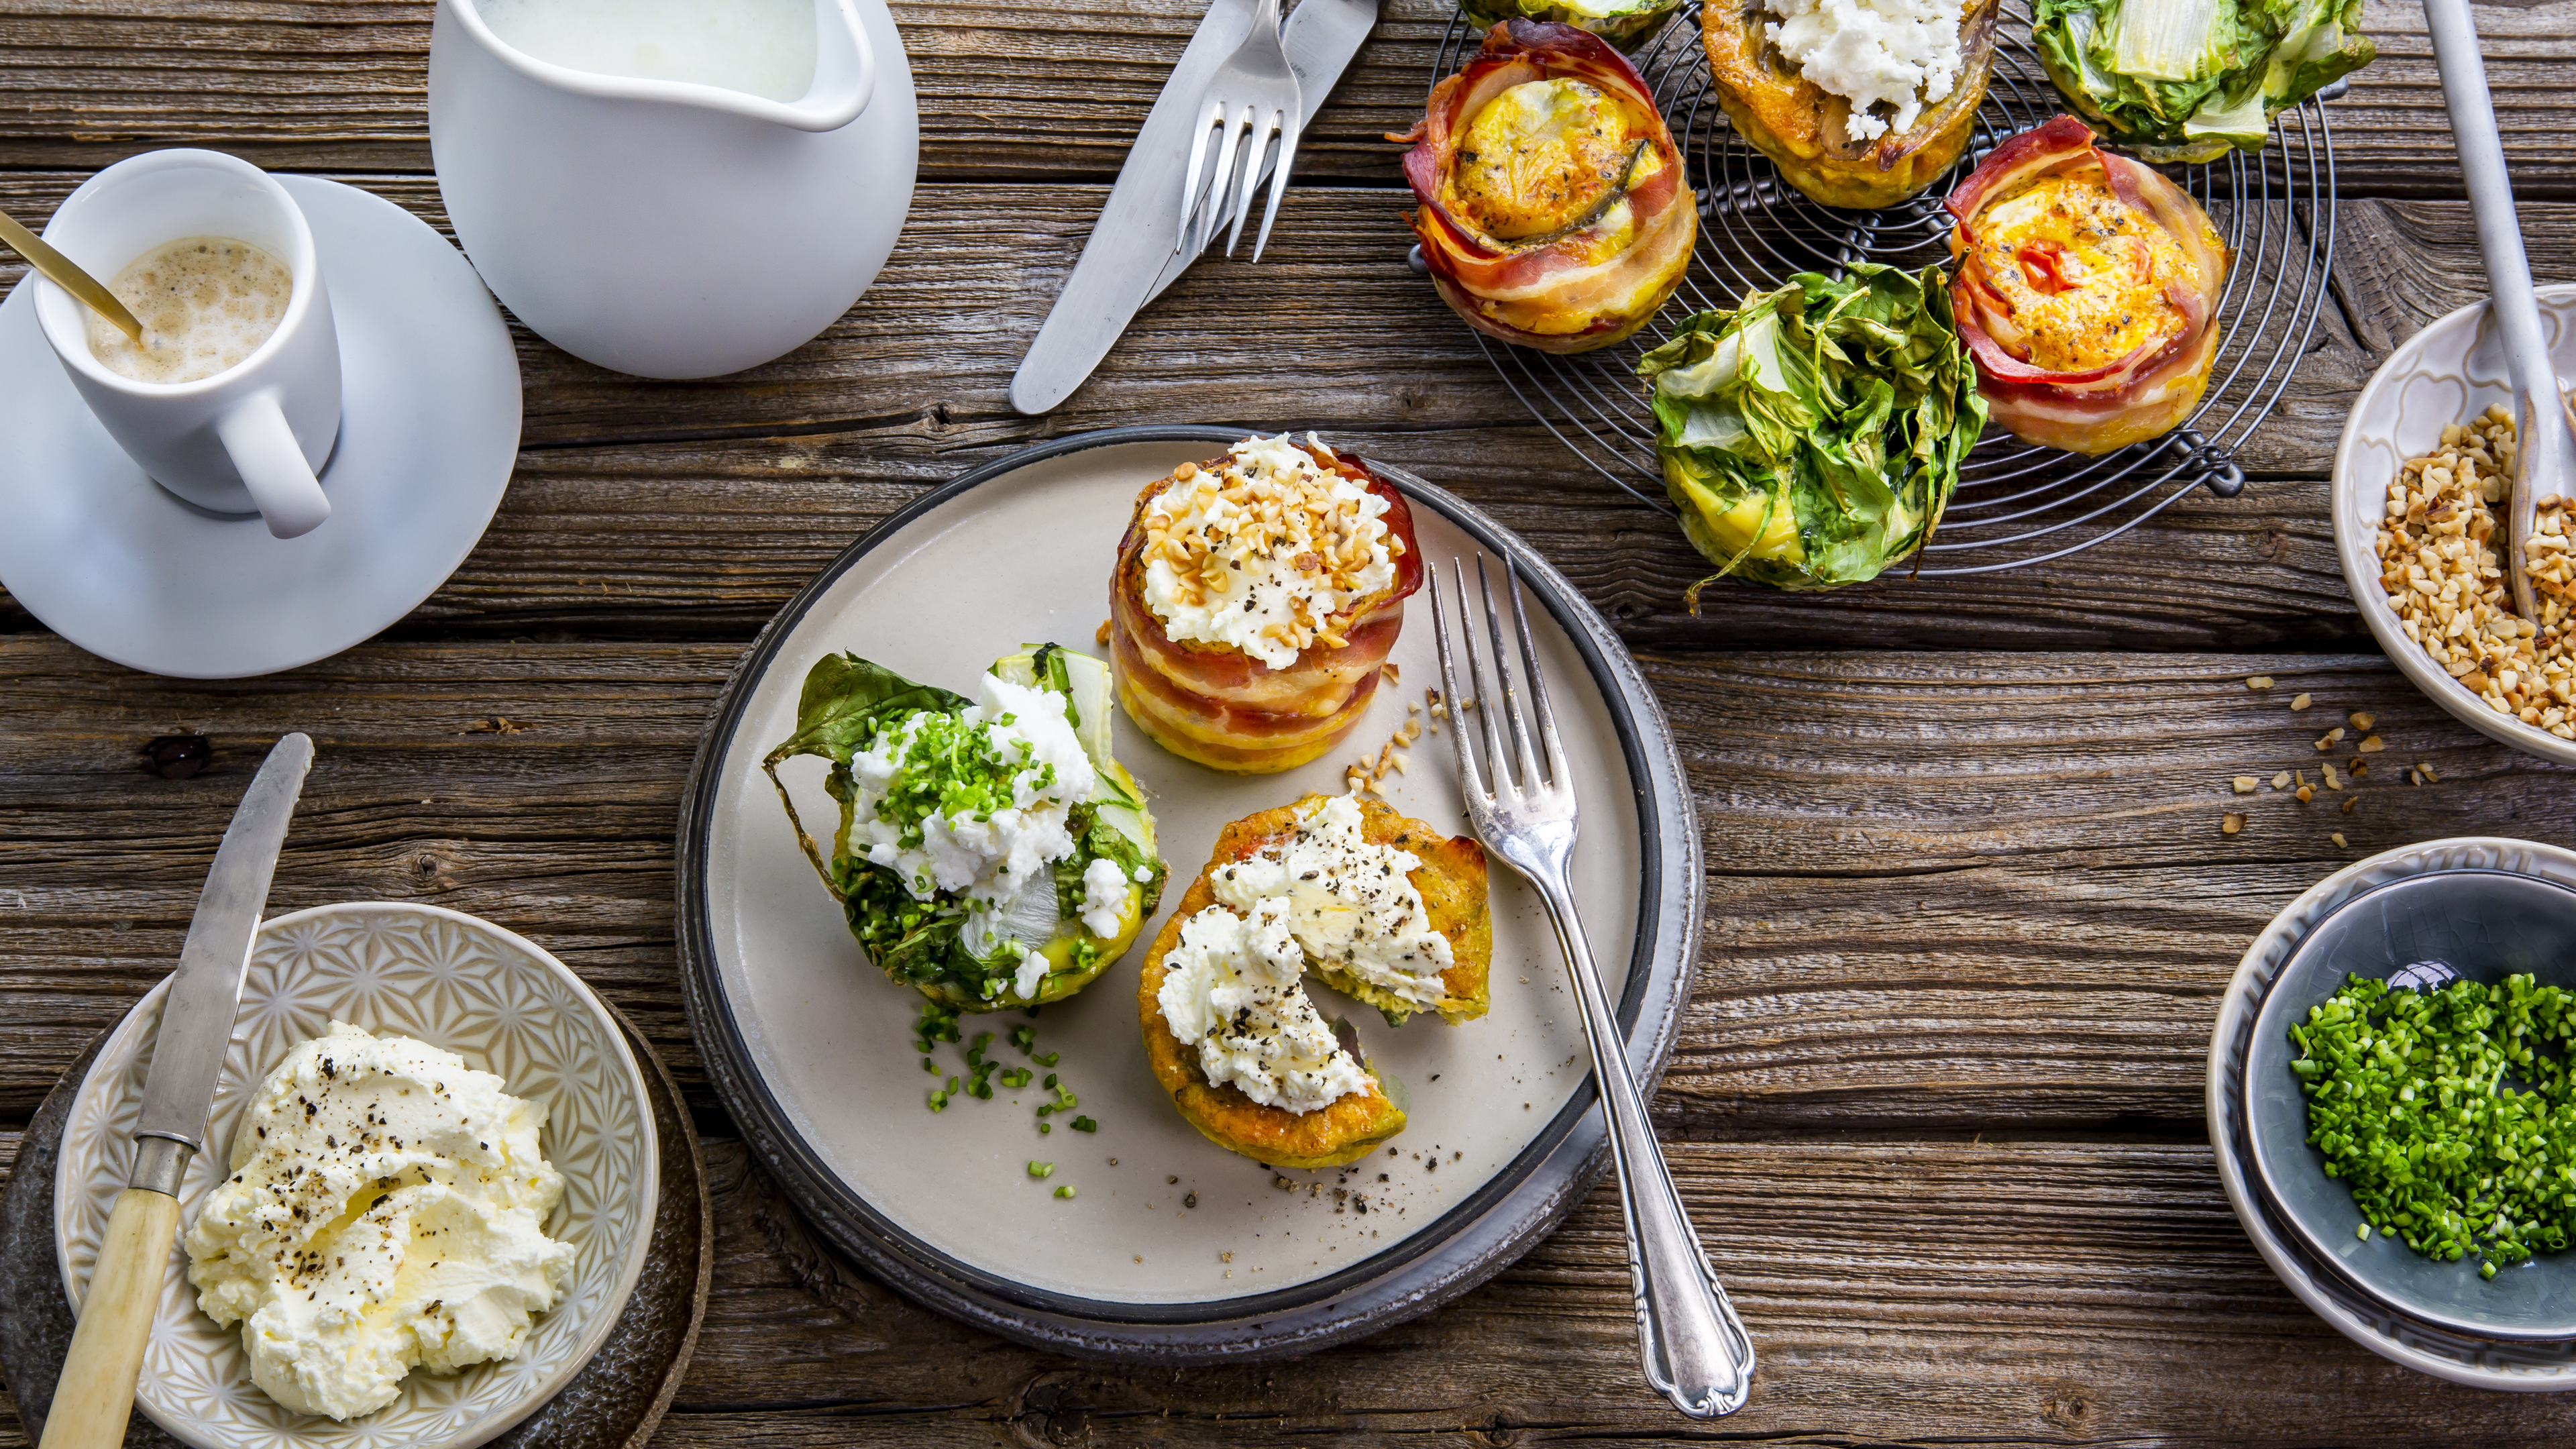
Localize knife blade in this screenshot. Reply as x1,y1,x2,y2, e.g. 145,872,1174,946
41,733,314,1449
1008,0,1381,414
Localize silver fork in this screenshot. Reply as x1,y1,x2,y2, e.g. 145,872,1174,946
1429,554,1756,1420
1174,0,1302,262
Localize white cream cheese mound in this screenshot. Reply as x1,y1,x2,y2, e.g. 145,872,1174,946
845,670,1100,960
1762,0,1965,143
1157,898,1370,1113
1139,434,1398,669
1210,794,1455,1008
184,1021,576,1421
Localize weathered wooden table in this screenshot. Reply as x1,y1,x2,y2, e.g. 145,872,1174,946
7,0,2576,1440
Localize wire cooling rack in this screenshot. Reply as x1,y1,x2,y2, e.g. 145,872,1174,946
1421,3,2341,576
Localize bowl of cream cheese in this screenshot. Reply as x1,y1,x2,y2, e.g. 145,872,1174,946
54,901,657,1449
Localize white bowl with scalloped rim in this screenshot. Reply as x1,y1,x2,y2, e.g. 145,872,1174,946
54,902,657,1449
2333,284,2576,767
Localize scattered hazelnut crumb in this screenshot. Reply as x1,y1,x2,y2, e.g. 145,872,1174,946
2321,763,2342,790
2314,727,2346,750
2332,832,2349,847
2410,767,2425,786
2341,795,2359,815
2357,735,2385,753
2232,776,2258,794
2296,784,2315,802
2272,771,2291,790
2420,763,2441,783
1220,1250,1234,1262
2291,693,2314,710
2350,712,2375,730
2222,813,2246,835
2247,676,2275,690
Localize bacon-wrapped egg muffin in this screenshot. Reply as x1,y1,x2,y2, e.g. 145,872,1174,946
1944,114,2231,455
1704,0,1999,209
1110,435,1421,775
1396,20,1696,354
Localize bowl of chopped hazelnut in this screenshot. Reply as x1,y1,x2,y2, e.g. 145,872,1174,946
2334,284,2576,766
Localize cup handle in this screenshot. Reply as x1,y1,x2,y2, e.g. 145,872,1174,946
215,392,331,539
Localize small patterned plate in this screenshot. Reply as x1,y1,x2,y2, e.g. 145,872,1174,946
53,902,659,1449
2332,284,2576,767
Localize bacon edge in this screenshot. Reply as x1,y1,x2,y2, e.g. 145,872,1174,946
1943,114,2232,455
1110,443,1421,775
1399,20,1697,355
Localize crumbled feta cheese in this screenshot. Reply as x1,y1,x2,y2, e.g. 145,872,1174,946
184,1022,574,1421
1011,949,1050,1001
1138,435,1397,669
1210,794,1454,1008
1762,0,1965,143
845,672,1097,954
1079,855,1130,939
1157,899,1368,1114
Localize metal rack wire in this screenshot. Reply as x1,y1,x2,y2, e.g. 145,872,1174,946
1423,4,2341,576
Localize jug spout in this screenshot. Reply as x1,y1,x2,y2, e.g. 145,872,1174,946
447,0,874,132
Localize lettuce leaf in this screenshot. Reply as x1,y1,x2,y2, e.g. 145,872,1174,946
1635,264,1984,595
2033,0,2373,159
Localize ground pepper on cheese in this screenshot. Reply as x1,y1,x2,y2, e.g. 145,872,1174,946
1138,435,1401,669
184,1022,575,1421
2375,408,2576,741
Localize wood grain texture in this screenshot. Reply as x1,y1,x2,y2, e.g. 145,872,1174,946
15,184,2566,653
5,637,2569,1135
0,0,2568,197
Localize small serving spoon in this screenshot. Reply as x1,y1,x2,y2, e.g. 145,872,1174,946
2424,0,2575,624
0,205,144,345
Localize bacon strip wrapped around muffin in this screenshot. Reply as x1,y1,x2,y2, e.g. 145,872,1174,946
1110,436,1422,775
1395,19,1696,354
1943,113,2231,455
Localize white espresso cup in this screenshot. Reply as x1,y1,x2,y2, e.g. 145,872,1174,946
33,150,339,539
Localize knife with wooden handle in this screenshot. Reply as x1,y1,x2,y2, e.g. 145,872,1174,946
40,733,314,1449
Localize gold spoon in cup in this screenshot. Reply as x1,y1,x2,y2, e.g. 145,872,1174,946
0,206,145,345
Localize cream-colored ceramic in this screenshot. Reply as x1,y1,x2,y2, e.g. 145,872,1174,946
695,436,1654,1308
427,0,916,378
2332,283,2576,767
54,902,658,1449
2210,838,2576,1390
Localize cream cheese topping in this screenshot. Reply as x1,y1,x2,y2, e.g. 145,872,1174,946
845,670,1099,955
1761,0,1965,143
1210,794,1455,1008
1157,899,1370,1114
1138,435,1398,669
183,1021,574,1421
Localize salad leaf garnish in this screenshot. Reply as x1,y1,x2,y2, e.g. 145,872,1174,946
2033,0,2373,159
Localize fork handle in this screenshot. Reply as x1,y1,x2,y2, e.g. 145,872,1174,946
1532,873,1755,1418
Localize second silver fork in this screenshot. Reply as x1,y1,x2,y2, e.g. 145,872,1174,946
1429,553,1756,1419
1175,0,1302,261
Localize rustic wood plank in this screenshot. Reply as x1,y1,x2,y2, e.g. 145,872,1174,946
648,1136,2576,1444
28,178,2563,651
0,0,2567,197
4,638,2568,1134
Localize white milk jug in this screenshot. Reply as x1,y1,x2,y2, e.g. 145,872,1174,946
429,0,916,379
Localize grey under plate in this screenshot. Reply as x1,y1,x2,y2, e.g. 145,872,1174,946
0,1006,710,1449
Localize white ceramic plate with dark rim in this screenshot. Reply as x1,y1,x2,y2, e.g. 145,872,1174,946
675,425,1702,1360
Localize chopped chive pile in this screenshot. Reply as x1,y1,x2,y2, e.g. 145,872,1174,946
2292,973,2576,1277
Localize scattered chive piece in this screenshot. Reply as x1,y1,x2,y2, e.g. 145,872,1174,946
1071,1116,1097,1133
927,1089,948,1112
1054,1185,1075,1199
1029,1161,1054,1179
1035,1051,1060,1067
1040,1122,1052,1134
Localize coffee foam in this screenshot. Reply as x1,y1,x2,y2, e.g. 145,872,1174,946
84,235,292,385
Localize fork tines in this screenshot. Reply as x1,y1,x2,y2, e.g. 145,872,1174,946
1428,554,1571,806
1176,101,1299,262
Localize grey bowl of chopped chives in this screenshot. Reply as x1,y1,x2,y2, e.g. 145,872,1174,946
2246,867,2576,1341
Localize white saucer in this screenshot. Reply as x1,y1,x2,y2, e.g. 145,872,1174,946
0,175,520,679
